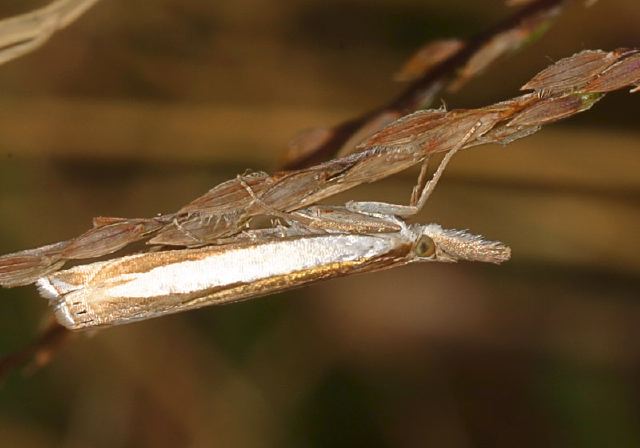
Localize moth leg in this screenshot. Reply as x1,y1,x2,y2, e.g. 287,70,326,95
236,174,294,222
345,149,451,217
238,175,388,235
236,174,345,233
398,142,460,216
172,216,204,244
411,153,432,205
347,120,482,218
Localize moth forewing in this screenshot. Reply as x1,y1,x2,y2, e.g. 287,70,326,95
37,232,409,330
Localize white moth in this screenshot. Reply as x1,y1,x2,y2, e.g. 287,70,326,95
36,218,510,330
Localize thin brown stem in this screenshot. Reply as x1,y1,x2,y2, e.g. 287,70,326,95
0,320,70,381
282,0,567,170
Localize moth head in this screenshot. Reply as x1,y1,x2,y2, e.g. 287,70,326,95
415,224,511,264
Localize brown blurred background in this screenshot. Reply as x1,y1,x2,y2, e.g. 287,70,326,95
0,1,639,447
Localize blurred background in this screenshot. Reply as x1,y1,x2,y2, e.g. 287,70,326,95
0,0,639,446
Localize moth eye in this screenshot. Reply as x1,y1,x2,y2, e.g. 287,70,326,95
415,235,436,258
